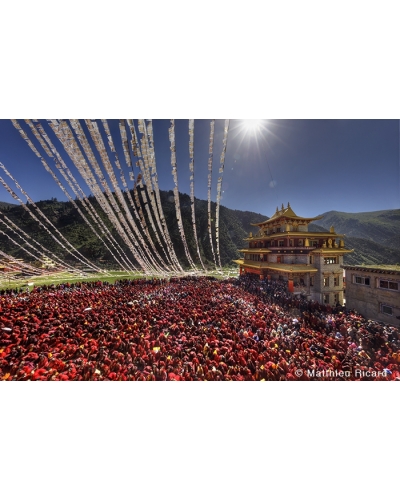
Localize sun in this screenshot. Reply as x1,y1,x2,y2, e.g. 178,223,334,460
242,119,263,133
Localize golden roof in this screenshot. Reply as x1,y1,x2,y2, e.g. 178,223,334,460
244,231,345,241
310,248,354,254
251,202,323,226
239,248,272,253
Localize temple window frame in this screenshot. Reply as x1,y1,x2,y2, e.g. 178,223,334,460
378,279,399,291
324,257,338,265
354,276,370,286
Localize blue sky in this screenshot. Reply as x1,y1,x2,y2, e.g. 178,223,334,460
0,119,398,218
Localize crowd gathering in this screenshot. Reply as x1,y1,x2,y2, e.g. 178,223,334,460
1,274,399,381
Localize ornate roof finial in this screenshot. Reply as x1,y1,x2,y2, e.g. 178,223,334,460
276,206,279,213
287,202,290,208
281,203,284,210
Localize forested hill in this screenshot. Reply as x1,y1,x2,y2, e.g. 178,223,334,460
0,201,17,210
0,192,267,268
0,193,398,268
310,208,400,266
315,209,400,250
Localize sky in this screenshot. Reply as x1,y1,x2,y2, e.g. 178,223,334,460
0,119,398,219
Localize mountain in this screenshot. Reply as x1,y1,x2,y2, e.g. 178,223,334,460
310,209,400,266
0,196,398,269
0,201,17,210
314,209,400,250
0,194,267,269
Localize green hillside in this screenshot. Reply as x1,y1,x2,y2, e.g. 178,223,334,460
0,193,267,269
0,201,17,210
315,209,400,249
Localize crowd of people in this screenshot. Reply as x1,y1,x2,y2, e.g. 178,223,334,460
1,274,399,381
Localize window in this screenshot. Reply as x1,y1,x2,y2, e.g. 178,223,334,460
324,294,330,304
324,257,337,265
289,239,294,247
381,304,393,315
309,256,313,264
298,239,303,246
334,277,339,286
278,240,284,247
323,277,329,287
379,280,399,291
310,277,314,286
354,276,370,286
334,293,340,304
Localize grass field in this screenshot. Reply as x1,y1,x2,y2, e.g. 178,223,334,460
0,267,239,290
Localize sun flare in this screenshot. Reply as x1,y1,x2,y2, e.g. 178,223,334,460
242,119,264,133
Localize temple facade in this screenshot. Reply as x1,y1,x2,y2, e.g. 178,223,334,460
233,203,353,305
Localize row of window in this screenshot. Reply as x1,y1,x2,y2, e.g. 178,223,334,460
250,239,311,248
308,256,339,265
244,254,302,264
353,275,399,291
244,254,265,261
380,280,399,290
251,240,338,249
262,227,307,235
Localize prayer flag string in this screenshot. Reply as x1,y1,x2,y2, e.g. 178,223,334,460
215,119,230,270
0,211,71,271
136,120,177,269
207,120,218,269
84,119,161,274
139,120,183,272
168,120,197,270
52,120,147,273
188,119,205,270
128,120,180,273
0,162,101,272
105,119,169,272
17,119,131,272
24,120,135,272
